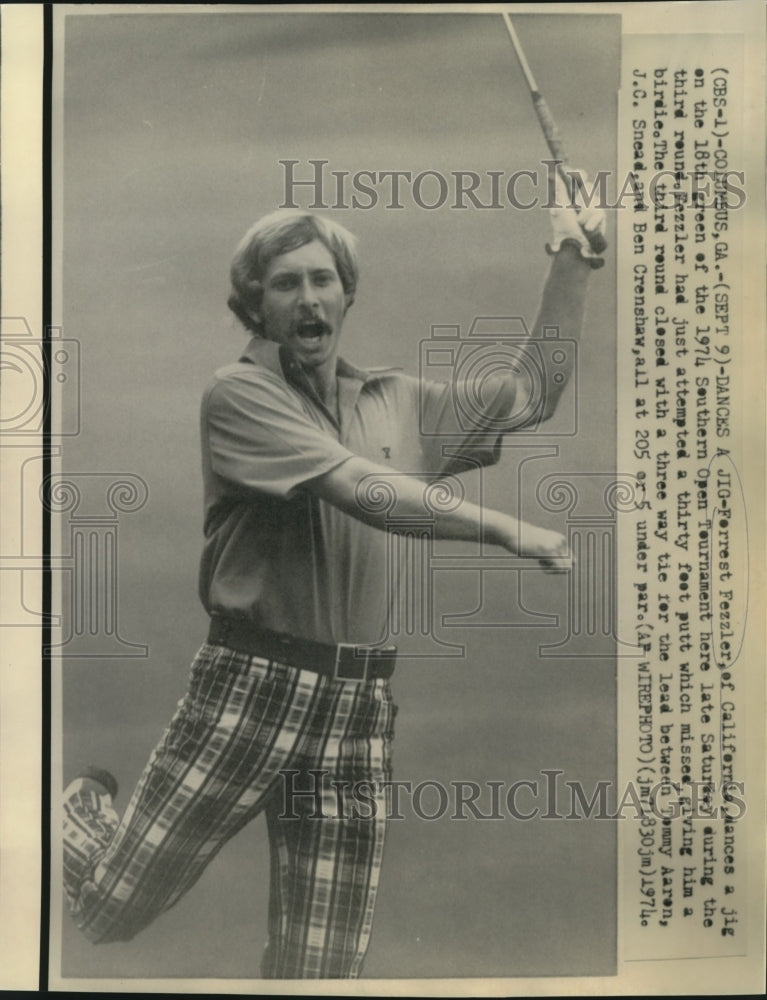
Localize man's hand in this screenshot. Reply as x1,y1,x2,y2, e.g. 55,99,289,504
548,168,607,261
510,522,572,574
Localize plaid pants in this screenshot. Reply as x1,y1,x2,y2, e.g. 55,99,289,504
63,642,396,978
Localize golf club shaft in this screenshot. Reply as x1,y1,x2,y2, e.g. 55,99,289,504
502,12,607,255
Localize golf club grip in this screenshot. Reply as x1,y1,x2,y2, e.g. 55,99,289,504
531,93,608,256
531,92,565,161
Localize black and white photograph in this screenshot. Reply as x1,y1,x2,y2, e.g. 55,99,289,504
0,2,765,995
53,6,617,983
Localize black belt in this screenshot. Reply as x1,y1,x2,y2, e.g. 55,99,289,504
208,616,396,683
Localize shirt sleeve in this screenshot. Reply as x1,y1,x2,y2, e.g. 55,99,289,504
419,375,517,476
203,369,354,499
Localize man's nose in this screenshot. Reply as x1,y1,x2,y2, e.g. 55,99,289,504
296,276,319,308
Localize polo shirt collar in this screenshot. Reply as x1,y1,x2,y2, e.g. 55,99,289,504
239,335,370,385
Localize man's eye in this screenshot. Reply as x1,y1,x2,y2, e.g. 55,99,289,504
272,277,296,290
313,274,334,286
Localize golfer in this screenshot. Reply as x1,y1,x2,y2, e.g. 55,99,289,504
63,188,606,978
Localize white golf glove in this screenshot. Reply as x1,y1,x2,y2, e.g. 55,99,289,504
547,168,607,267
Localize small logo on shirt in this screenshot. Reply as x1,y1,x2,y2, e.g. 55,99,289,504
381,446,391,460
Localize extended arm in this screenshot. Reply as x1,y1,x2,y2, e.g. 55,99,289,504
306,454,570,573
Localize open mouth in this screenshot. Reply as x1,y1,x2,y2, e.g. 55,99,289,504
295,318,331,343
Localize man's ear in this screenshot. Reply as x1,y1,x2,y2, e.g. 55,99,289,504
245,282,264,327
344,293,355,314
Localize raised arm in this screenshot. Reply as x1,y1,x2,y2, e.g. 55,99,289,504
487,174,607,428
527,241,594,422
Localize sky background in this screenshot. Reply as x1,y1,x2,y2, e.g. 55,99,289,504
56,8,620,982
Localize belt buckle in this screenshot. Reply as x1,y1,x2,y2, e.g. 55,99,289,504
333,643,371,683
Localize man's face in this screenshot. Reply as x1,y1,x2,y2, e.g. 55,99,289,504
256,240,348,370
